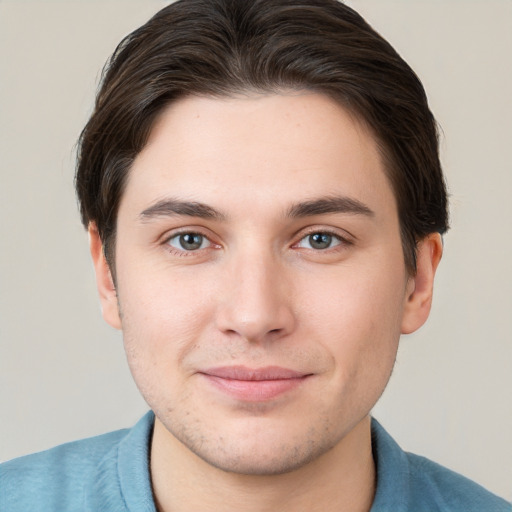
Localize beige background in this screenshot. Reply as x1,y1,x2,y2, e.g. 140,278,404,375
0,0,511,501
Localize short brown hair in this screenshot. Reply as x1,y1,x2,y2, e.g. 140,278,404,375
76,0,449,274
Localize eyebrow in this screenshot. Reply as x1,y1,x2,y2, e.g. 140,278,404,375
139,199,226,221
139,195,374,222
286,196,374,218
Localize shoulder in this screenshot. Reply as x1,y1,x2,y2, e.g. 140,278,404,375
370,418,511,512
405,451,511,512
0,427,129,512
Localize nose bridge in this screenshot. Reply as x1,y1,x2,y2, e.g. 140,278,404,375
216,244,294,342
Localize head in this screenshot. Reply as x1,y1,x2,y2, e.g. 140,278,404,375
76,0,448,276
78,0,448,475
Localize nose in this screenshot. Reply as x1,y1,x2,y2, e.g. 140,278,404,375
215,249,296,343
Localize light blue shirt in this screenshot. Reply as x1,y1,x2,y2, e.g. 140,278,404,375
1,412,509,511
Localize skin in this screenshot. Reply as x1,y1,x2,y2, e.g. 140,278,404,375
90,92,442,512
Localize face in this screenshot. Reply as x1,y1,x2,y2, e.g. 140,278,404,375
92,92,439,475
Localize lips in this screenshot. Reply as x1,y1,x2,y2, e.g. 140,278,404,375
199,365,311,401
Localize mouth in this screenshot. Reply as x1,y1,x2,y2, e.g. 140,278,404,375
199,365,312,402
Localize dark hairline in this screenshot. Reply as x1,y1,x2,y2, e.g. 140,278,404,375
96,87,431,278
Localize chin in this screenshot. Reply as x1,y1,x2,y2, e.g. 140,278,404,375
169,415,344,476
194,441,331,476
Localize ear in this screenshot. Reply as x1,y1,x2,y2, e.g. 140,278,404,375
88,223,122,330
401,233,443,335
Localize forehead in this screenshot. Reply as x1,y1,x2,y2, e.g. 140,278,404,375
120,92,395,219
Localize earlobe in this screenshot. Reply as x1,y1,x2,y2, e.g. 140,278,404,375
401,233,443,335
88,223,122,330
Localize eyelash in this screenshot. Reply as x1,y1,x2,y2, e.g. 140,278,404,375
162,227,352,257
293,229,352,252
164,230,216,257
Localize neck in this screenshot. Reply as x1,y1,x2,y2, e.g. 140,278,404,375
150,415,376,512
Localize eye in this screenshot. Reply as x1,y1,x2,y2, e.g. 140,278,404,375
296,232,342,250
167,232,211,251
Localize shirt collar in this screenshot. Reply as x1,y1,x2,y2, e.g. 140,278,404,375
370,417,411,512
85,411,156,512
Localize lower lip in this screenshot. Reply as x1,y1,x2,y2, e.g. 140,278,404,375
202,375,307,401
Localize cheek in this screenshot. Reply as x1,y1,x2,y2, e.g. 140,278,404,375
301,262,405,394
116,266,218,392
303,259,406,338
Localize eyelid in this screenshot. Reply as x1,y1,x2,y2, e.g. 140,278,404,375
296,233,342,250
291,225,355,247
160,227,221,255
160,225,214,243
167,232,212,251
158,224,354,256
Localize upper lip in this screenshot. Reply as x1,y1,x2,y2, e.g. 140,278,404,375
200,365,309,381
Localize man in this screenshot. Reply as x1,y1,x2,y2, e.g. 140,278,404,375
0,0,509,510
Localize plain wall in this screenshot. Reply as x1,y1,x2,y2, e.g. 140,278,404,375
0,0,511,501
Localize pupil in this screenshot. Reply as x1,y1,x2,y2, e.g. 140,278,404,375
310,233,331,249
180,233,202,250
